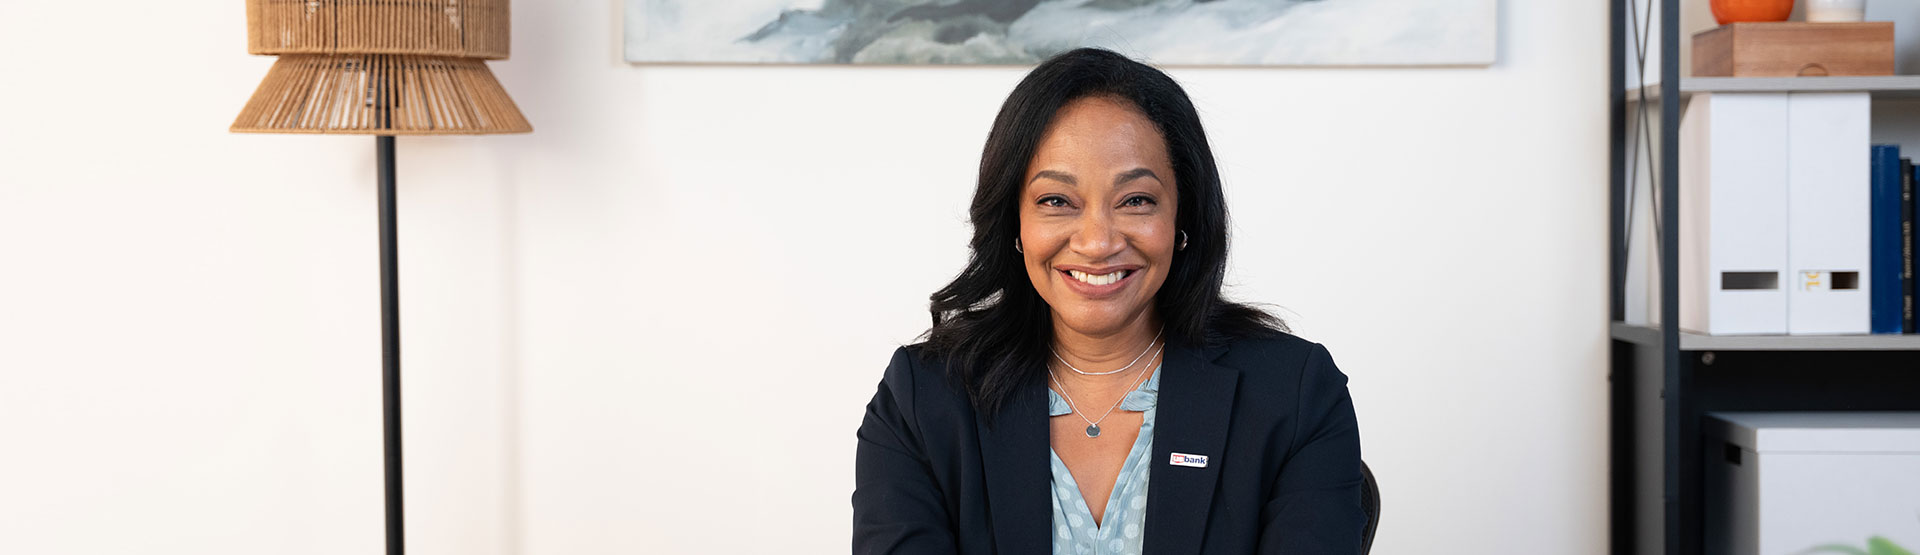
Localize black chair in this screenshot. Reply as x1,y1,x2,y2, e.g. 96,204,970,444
1360,460,1380,554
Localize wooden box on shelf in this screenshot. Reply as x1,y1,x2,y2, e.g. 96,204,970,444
1692,22,1894,77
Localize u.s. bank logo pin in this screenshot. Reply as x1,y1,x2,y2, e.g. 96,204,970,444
1170,453,1208,468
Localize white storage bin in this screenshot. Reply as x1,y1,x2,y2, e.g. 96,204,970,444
1706,412,1920,555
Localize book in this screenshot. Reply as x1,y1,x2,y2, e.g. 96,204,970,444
1905,157,1915,334
1871,144,1903,334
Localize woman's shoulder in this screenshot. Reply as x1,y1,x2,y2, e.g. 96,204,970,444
874,343,928,390
1210,333,1354,443
873,343,970,407
1213,330,1326,366
1211,331,1345,388
880,342,945,380
1216,330,1320,359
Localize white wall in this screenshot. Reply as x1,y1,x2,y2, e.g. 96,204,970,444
0,0,1608,553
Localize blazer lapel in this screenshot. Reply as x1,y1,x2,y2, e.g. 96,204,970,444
976,376,1049,555
1144,343,1238,555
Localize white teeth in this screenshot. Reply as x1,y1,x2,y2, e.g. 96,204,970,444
1067,269,1129,286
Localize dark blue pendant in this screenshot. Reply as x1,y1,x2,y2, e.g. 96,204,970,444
1085,424,1101,438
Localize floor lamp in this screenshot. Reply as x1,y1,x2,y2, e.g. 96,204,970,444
230,2,531,553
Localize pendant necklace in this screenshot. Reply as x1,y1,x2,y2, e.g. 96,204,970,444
1048,342,1163,438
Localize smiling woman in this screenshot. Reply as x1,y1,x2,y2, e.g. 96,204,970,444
852,48,1367,555
1020,96,1180,346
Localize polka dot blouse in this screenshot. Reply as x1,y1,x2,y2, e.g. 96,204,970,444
1046,366,1159,555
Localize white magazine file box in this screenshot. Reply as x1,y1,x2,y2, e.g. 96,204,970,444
1785,92,1872,335
1680,93,1790,335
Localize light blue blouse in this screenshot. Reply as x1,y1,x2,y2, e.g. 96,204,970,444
1046,366,1160,555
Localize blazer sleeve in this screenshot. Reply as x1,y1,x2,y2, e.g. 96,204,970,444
852,347,959,555
1258,342,1367,555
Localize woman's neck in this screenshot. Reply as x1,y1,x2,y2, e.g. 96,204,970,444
1049,313,1162,391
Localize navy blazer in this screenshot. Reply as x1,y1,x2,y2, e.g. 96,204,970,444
853,333,1365,554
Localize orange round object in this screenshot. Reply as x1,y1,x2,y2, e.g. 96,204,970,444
1711,0,1795,25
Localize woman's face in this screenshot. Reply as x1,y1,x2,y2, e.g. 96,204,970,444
1018,95,1179,339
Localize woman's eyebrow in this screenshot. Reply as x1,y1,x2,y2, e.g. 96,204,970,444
1029,170,1077,186
1114,167,1160,185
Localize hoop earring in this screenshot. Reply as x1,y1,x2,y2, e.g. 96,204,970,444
1014,238,1023,253
1177,230,1189,251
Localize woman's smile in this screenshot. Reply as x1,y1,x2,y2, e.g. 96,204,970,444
1055,264,1141,298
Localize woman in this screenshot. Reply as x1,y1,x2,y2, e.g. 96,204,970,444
853,48,1365,555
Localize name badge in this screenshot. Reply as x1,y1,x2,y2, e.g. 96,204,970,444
1169,453,1209,468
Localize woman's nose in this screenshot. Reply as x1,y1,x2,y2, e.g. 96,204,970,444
1070,210,1124,259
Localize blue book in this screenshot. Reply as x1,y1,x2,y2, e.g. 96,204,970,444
1871,144,1903,334
1904,157,1914,333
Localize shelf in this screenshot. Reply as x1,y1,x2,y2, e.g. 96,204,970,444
1611,321,1920,351
1603,6,1920,554
1625,76,1920,103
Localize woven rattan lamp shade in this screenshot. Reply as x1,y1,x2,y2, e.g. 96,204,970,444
233,0,529,135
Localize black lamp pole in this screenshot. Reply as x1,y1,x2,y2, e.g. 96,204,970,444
377,133,404,555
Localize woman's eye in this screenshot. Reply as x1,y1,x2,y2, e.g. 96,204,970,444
1038,196,1069,208
1121,195,1155,207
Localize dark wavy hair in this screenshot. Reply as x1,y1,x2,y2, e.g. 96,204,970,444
923,47,1286,418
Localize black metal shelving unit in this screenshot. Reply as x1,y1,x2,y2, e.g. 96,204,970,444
1608,2,1920,554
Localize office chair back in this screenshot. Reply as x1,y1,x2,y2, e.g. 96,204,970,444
1361,460,1380,554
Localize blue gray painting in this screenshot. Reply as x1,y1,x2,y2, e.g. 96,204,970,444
624,0,1494,65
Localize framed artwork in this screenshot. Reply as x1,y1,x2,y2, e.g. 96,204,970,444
624,0,1497,66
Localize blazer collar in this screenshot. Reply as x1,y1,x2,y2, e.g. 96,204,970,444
976,342,1238,555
